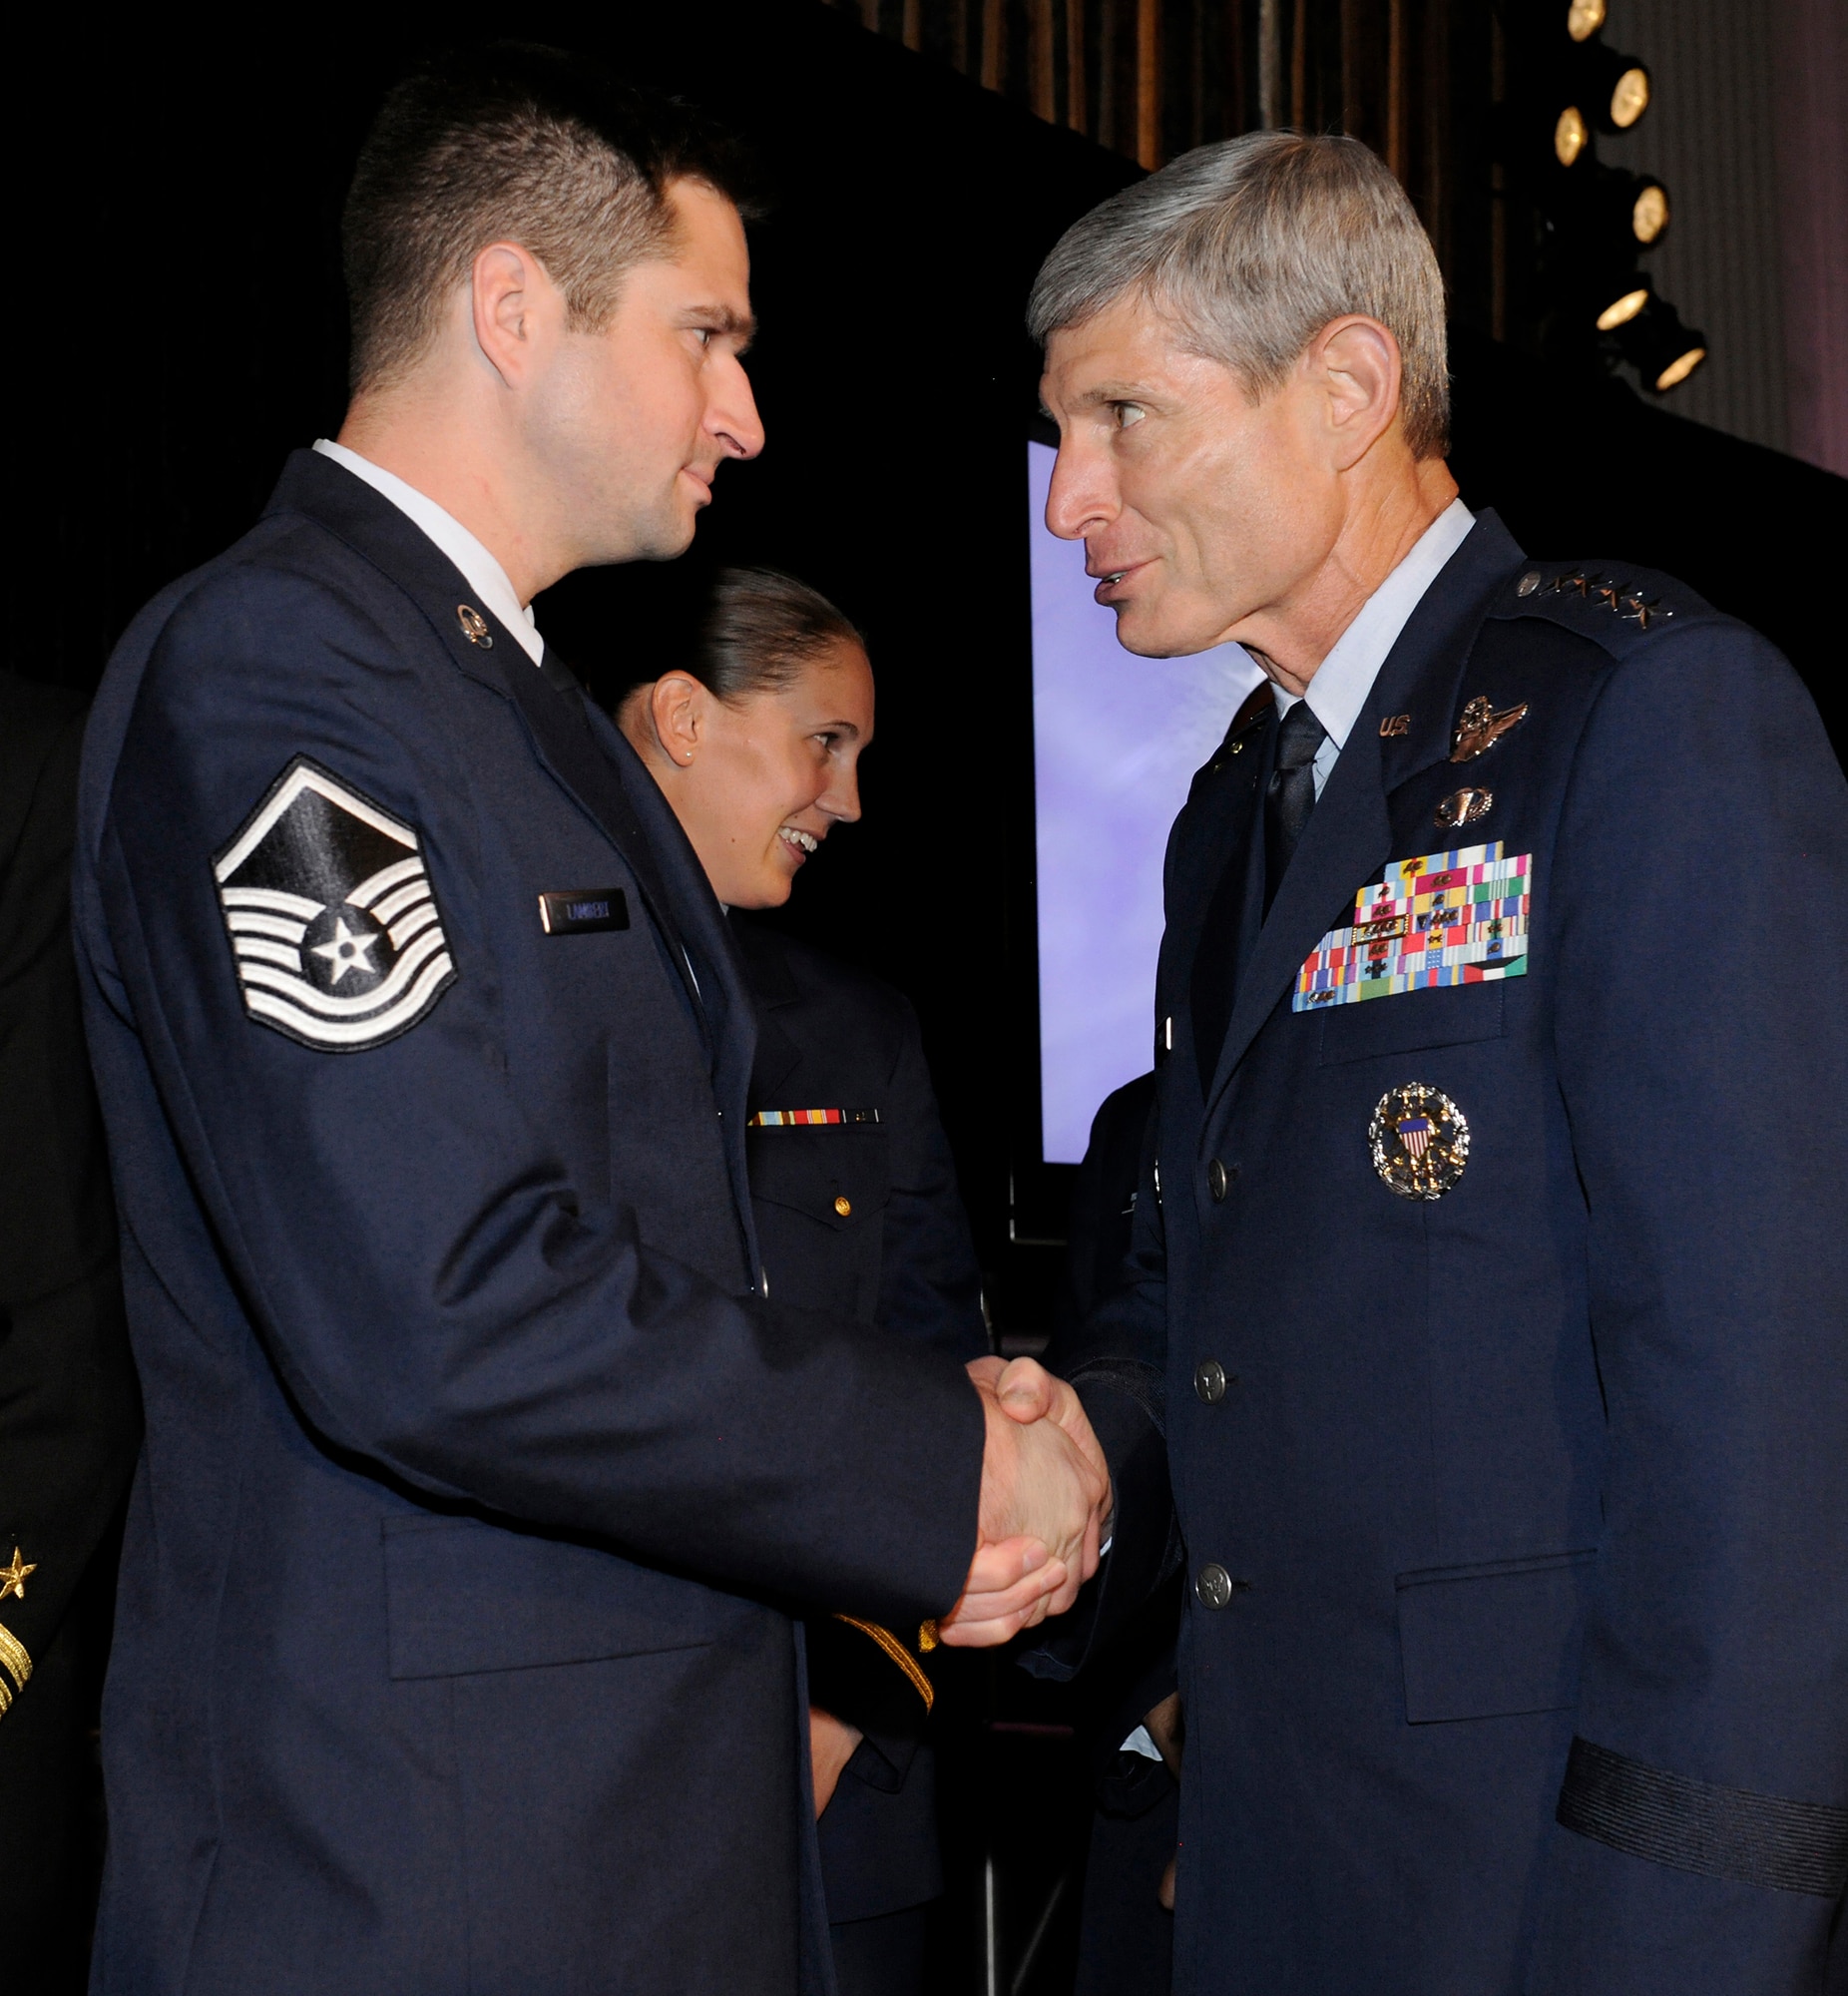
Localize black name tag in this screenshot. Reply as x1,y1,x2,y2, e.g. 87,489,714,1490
538,888,630,935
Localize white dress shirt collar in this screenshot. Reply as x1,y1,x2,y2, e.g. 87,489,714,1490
311,438,546,670
1275,497,1475,795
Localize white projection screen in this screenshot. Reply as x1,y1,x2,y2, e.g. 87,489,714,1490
1028,439,1263,1165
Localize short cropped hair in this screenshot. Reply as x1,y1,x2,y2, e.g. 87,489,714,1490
685,568,866,702
343,43,758,393
1029,133,1449,459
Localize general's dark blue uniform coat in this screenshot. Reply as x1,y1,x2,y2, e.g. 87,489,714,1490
71,450,985,1996
1040,513,1848,1995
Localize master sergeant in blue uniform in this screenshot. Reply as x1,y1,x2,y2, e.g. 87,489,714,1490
70,49,1107,1996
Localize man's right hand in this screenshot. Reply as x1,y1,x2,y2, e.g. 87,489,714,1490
937,1357,1112,1647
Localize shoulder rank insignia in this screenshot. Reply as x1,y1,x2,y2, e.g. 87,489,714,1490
1370,1083,1470,1200
1515,568,1674,631
214,756,456,1053
1451,695,1528,762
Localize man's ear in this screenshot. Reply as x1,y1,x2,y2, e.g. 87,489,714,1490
470,241,552,388
649,673,707,767
1309,314,1403,472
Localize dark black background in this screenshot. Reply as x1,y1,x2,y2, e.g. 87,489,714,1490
23,0,1845,1335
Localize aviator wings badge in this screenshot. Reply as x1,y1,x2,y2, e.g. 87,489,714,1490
213,757,456,1053
1450,695,1529,763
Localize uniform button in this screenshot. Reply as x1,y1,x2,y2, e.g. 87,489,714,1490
1516,570,1542,597
1195,1562,1235,1610
1193,1359,1228,1404
833,1195,852,1217
1206,1159,1235,1201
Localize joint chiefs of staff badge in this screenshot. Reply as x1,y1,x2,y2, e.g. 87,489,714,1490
213,757,455,1052
1369,1083,1470,1200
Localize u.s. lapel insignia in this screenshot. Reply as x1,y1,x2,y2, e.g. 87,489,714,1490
214,756,457,1053
1436,786,1494,828
1379,713,1412,739
456,604,493,648
1451,695,1529,762
1370,1084,1470,1199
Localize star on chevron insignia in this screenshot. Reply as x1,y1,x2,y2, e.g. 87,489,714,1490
0,1548,35,1602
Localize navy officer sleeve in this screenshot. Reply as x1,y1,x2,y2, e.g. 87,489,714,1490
89,568,984,1629
1533,623,1848,1991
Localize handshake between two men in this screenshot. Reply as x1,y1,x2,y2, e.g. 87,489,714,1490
809,1356,1111,1814
940,1356,1113,1648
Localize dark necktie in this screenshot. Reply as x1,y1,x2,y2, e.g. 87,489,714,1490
1263,700,1327,912
537,646,582,699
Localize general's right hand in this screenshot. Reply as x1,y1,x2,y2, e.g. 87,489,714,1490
937,1357,1112,1647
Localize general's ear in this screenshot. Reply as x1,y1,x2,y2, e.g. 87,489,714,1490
1307,314,1403,472
649,673,708,767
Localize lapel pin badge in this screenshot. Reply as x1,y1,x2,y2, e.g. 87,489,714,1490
1451,695,1528,762
1435,786,1494,828
457,604,493,649
1379,713,1412,739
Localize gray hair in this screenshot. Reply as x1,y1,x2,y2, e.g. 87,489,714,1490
687,568,865,702
1028,133,1449,459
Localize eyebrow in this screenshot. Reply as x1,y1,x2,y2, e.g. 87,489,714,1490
685,302,757,349
1068,378,1154,408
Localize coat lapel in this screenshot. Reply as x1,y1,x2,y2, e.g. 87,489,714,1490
592,705,761,1130
728,923,805,1109
1202,513,1529,1118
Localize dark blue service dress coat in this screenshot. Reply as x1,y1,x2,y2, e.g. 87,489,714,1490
70,449,985,1996
1038,513,1848,1995
730,918,988,1953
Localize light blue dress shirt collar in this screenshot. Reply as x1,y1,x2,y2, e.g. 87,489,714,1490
1274,497,1475,796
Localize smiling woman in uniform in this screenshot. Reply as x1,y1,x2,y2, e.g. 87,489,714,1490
618,567,989,1996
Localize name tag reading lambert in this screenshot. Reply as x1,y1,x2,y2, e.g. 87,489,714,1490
538,888,630,936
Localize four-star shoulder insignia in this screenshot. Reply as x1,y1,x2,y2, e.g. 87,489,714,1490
213,757,457,1052
1512,567,1675,632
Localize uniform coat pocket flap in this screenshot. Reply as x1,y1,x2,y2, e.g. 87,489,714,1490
745,1124,890,1229
383,1515,751,1680
1318,982,1506,1066
1395,1549,1594,1724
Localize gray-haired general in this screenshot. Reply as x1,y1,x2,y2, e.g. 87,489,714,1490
1016,132,1848,1994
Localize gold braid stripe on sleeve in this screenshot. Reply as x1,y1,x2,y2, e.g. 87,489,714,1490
830,1614,935,1713
0,1622,31,1717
